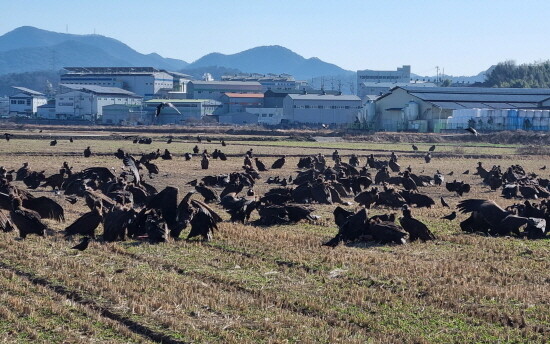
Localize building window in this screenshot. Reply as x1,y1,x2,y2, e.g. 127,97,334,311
26,99,31,105
10,100,16,104
18,100,25,104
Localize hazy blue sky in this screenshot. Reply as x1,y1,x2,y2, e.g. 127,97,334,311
1,0,549,76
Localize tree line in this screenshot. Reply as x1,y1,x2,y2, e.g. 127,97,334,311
484,60,550,88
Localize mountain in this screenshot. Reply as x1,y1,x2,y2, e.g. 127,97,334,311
185,45,354,80
0,26,188,74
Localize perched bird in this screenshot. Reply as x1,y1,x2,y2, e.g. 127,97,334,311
167,137,173,144
463,170,469,174
271,156,286,169
440,196,450,208
428,145,436,152
155,102,181,117
255,158,268,172
69,137,74,143
84,146,91,158
447,171,454,176
50,139,57,146
193,145,199,154
71,237,91,251
441,211,457,221
412,144,418,151
221,140,227,147
540,165,546,170
465,127,479,136
4,133,12,141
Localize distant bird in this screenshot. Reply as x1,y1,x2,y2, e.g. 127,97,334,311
69,137,74,143
440,196,450,208
441,211,457,221
50,139,57,146
84,146,91,158
412,144,418,151
193,145,199,154
155,102,181,117
197,136,202,143
424,152,432,163
463,170,469,175
447,171,454,176
540,165,546,170
465,127,479,136
255,158,268,172
71,237,91,251
221,140,227,147
206,137,212,143
428,145,436,152
4,133,12,141
321,124,329,129
184,152,192,161
167,137,173,144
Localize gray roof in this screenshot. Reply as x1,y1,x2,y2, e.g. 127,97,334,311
60,84,139,97
410,92,550,103
11,86,44,96
287,94,361,101
431,101,539,110
190,80,262,86
401,86,550,95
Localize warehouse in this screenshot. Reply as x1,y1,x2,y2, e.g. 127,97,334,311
56,84,142,120
144,99,223,124
221,93,264,113
9,86,47,115
374,86,550,132
61,67,176,99
187,81,263,101
283,93,362,125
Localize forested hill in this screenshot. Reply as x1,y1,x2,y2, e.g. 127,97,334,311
485,61,550,88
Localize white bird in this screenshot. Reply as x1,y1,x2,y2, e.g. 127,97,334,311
465,127,479,136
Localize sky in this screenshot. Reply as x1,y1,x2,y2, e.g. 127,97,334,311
1,0,549,76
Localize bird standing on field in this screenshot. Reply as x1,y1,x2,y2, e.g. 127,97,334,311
441,211,457,221
84,146,91,158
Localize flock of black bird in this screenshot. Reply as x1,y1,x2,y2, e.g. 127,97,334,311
0,132,547,253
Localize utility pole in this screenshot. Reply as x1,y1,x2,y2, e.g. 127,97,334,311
435,66,440,83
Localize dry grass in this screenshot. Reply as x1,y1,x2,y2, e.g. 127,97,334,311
0,131,548,343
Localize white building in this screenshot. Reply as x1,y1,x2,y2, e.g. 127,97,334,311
144,99,223,124
283,93,363,125
60,67,175,99
252,108,284,125
357,65,412,99
9,87,48,116
56,84,142,120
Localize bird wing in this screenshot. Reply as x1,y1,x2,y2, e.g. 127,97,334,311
165,102,182,115
457,199,508,227
23,196,65,222
64,211,102,236
123,155,141,185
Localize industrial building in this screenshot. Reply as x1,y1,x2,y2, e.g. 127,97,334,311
221,73,307,92
36,102,56,119
187,81,263,101
9,86,48,116
283,93,362,125
373,86,550,132
358,81,436,100
221,93,264,113
60,67,180,99
56,84,142,120
102,105,150,125
144,99,223,124
264,89,340,108
0,97,9,116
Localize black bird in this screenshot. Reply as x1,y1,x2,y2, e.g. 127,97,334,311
184,152,192,161
4,133,12,141
71,237,91,251
463,170,469,175
193,145,199,154
424,152,432,164
441,211,457,221
440,196,450,208
50,139,57,146
155,102,181,117
271,156,286,169
540,165,546,170
465,127,479,136
399,205,436,242
255,158,268,172
221,140,227,147
428,145,436,152
197,136,202,143
69,137,74,143
412,144,418,151
84,146,91,158
167,137,173,144
447,171,454,176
